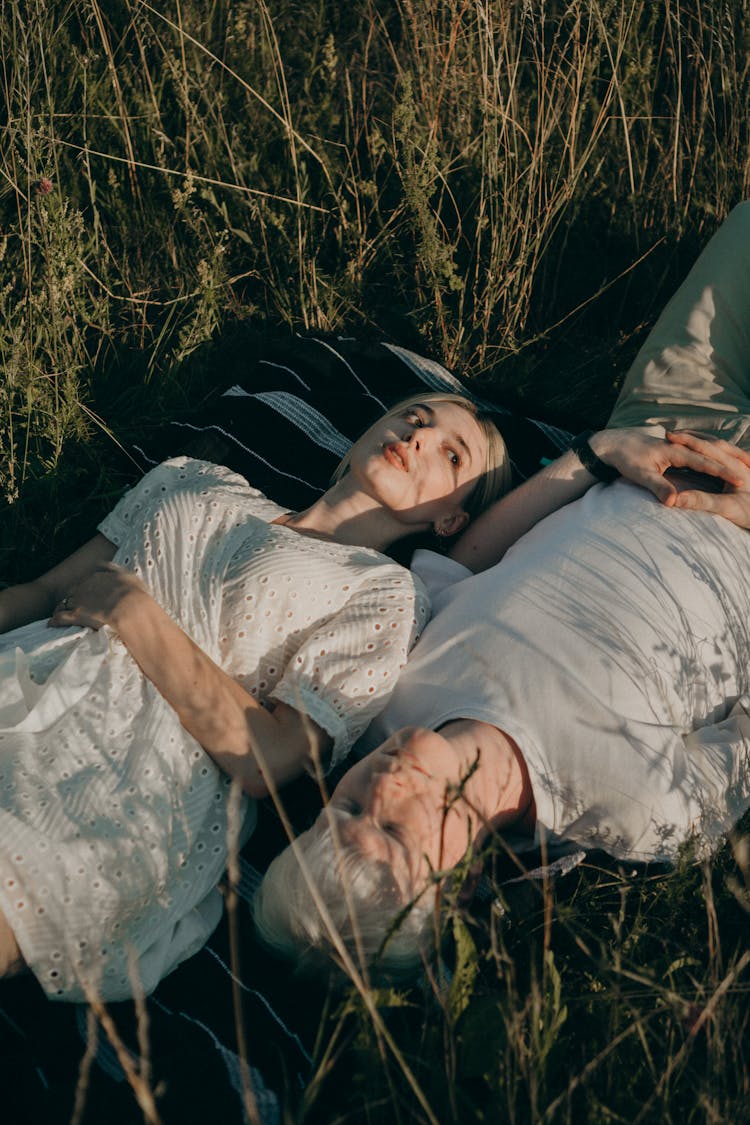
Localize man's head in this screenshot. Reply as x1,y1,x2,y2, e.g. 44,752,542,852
253,725,519,978
252,806,436,979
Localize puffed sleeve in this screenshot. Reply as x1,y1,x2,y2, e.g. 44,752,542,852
97,457,274,550
96,458,213,548
97,470,161,549
270,567,430,770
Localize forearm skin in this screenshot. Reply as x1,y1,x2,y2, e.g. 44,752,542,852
110,590,328,798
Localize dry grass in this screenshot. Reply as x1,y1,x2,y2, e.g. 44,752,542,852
1,1,750,1121
2,0,748,522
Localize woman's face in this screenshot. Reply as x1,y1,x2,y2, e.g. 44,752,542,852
346,402,488,536
320,729,475,901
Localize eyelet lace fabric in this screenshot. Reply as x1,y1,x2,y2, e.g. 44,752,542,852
0,458,428,1001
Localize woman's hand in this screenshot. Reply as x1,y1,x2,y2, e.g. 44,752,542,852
48,564,150,631
49,563,328,796
589,427,746,504
0,534,116,636
664,431,750,528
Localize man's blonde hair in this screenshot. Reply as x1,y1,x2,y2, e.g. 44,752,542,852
253,815,436,980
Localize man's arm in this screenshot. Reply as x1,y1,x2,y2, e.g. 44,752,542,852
452,428,744,573
49,565,331,798
0,534,116,633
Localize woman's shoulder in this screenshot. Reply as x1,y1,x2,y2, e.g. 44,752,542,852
153,456,260,493
142,457,289,516
100,457,290,546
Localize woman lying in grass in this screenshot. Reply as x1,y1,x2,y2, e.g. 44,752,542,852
256,203,750,981
0,392,509,1000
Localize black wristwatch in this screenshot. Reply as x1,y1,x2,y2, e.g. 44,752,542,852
568,430,619,484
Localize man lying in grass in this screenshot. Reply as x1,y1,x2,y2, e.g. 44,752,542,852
257,201,750,979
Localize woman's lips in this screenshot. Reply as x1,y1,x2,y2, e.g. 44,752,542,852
384,443,408,471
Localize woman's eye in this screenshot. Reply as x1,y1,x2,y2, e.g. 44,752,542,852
447,449,460,466
405,412,424,428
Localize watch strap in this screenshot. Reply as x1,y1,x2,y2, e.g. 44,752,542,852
569,431,619,483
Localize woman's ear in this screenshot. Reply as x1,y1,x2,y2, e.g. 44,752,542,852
433,509,469,539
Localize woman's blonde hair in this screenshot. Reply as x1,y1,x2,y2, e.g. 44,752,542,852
253,815,436,981
333,392,511,523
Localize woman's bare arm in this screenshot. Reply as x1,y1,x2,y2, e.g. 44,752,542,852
451,428,745,573
48,565,331,798
0,534,116,634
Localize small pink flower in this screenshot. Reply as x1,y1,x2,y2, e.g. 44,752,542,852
34,177,53,196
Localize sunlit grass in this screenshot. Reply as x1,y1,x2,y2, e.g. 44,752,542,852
1,1,749,1120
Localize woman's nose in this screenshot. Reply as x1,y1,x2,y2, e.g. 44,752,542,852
405,426,433,453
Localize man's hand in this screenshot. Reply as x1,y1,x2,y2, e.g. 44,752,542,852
48,564,150,631
452,425,749,574
663,431,750,528
589,428,746,504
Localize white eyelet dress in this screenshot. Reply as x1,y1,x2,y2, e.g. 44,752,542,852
0,458,429,1001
